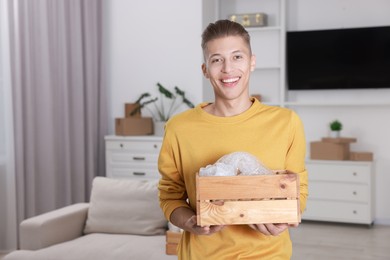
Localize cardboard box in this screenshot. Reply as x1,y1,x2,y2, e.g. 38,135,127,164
321,137,357,144
196,172,300,226
310,141,350,160
115,117,153,136
124,103,141,118
350,151,373,161
165,231,181,255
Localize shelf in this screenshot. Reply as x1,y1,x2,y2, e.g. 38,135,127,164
246,26,281,32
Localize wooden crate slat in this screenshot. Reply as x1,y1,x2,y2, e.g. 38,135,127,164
166,231,182,244
196,174,298,200
197,199,299,226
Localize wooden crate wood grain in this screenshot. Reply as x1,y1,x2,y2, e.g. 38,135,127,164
165,231,181,255
196,172,300,226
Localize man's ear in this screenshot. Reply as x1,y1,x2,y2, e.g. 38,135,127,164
202,63,209,78
250,54,256,72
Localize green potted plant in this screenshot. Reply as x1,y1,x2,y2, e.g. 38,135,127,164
124,93,150,117
329,120,342,138
130,82,195,135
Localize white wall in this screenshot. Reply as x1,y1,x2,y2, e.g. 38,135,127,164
287,0,390,224
105,0,204,133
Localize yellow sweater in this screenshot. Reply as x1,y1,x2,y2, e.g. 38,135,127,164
158,99,308,260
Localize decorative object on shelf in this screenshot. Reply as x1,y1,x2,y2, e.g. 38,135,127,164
153,121,165,137
130,82,194,122
228,13,267,27
130,82,195,136
329,119,342,138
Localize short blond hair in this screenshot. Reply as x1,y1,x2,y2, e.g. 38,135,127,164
201,19,252,54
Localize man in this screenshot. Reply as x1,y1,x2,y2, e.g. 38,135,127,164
158,19,308,259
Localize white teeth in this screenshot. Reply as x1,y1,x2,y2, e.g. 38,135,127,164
222,77,239,83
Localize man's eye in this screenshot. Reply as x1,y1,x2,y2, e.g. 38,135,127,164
234,55,243,60
211,58,222,63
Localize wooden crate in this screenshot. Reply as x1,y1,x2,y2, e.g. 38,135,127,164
196,172,300,226
165,231,181,255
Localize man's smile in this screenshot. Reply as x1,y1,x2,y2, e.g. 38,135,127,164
221,76,240,86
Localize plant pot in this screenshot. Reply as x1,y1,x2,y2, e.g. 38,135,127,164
330,130,341,138
154,121,166,136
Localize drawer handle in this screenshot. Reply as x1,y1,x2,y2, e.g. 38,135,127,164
133,172,146,176
119,143,124,148
154,144,158,149
353,210,357,214
353,191,357,195
133,157,145,161
353,172,357,176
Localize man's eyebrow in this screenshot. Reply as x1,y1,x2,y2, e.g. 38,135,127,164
232,50,244,54
208,53,221,59
208,50,243,59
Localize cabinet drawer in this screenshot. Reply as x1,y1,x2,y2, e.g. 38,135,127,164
303,200,371,224
307,163,370,183
108,168,160,179
106,140,161,153
308,182,369,203
108,152,158,164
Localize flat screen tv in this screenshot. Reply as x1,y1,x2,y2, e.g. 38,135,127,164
287,26,390,90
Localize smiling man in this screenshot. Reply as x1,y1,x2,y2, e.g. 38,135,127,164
158,19,308,259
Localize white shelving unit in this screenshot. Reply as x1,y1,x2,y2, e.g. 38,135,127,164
105,136,163,180
303,160,375,225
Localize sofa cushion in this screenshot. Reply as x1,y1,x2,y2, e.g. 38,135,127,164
84,177,167,235
4,233,176,260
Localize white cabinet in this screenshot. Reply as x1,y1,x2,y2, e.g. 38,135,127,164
303,160,375,225
105,136,163,180
202,0,286,105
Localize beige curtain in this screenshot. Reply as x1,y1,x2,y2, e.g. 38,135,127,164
8,0,107,226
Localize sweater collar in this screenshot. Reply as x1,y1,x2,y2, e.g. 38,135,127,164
196,97,263,123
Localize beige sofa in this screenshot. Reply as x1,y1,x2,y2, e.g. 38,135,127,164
5,177,177,260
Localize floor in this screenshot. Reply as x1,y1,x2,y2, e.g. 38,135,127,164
1,222,389,260
290,221,390,260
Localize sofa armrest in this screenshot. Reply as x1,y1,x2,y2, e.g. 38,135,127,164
20,203,89,250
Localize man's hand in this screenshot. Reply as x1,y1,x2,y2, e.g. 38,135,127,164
184,215,225,235
170,207,225,236
248,223,299,236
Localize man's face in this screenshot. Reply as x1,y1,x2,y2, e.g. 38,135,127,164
202,35,256,102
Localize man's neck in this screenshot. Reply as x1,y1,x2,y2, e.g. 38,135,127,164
207,97,253,117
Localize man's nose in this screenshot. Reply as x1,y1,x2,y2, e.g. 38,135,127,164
221,60,233,73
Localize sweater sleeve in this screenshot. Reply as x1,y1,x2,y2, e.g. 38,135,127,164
158,127,192,221
286,111,309,213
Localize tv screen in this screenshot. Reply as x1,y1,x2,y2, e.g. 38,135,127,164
287,26,390,90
